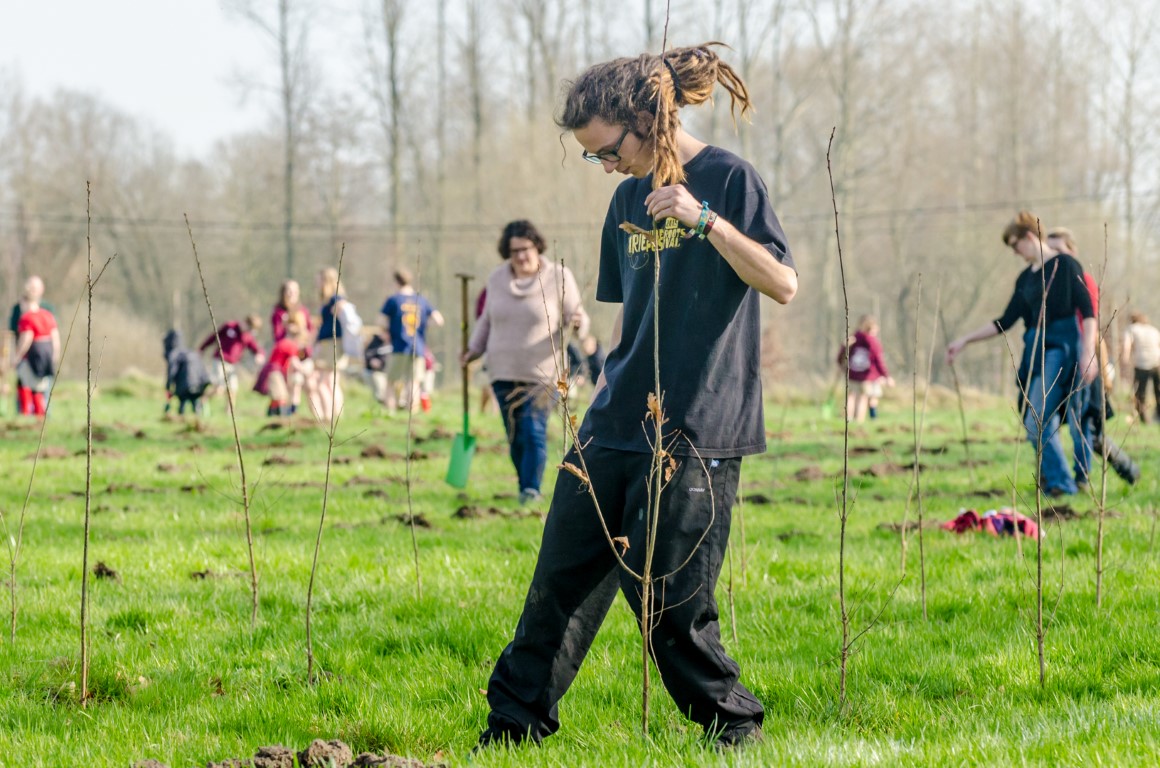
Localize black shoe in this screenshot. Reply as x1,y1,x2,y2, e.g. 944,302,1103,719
714,722,764,751
472,727,525,756
1115,460,1141,485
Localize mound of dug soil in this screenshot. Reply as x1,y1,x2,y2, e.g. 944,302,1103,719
299,740,353,767
198,741,445,768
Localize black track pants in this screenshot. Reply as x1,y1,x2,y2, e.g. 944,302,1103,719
484,443,763,742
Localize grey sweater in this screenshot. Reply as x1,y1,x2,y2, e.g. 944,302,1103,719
469,261,589,384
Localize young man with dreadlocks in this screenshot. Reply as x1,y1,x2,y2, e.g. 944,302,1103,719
477,43,797,750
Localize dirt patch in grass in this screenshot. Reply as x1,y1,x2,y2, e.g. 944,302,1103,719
262,455,297,466
453,505,541,520
775,529,819,542
971,488,1008,498
25,445,72,460
201,741,443,768
106,482,163,494
361,444,388,458
179,483,208,493
860,462,911,477
393,513,432,529
849,445,879,456
346,475,396,486
1043,504,1083,521
741,493,773,505
133,760,169,768
877,520,940,533
413,426,454,443
93,561,120,581
298,740,354,767
190,569,245,580
793,465,827,482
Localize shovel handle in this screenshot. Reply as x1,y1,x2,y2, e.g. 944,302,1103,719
456,273,474,435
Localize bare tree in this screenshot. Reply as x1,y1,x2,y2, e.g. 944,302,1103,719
228,0,317,279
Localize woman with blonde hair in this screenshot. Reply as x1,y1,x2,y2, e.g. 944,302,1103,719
312,266,363,423
946,211,1097,497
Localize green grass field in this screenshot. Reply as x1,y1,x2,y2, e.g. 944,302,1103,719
2,376,1159,767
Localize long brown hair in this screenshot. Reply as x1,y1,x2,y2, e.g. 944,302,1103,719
556,43,752,187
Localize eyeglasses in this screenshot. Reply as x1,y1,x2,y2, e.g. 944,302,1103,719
582,126,631,164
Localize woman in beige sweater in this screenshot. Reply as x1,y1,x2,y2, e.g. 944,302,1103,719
464,220,589,504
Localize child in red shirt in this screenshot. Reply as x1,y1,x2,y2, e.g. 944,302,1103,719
14,306,59,416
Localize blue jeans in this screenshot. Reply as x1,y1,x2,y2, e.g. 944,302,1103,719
1022,347,1079,495
1068,380,1094,484
492,380,552,494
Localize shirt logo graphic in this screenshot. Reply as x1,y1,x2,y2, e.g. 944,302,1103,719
625,218,688,269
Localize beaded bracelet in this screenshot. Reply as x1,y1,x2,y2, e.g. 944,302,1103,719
693,200,710,238
700,210,718,240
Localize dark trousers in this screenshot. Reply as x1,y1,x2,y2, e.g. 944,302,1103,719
484,444,762,742
492,380,551,494
1133,367,1160,422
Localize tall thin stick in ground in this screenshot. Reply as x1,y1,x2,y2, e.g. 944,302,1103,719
306,245,346,684
825,128,853,712
637,3,673,733
938,306,975,487
1095,223,1110,609
404,247,425,601
914,287,941,621
80,181,96,704
185,215,260,632
900,275,923,577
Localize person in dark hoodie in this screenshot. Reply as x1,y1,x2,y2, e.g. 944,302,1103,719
164,330,210,416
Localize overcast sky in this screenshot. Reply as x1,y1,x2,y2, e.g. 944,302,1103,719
0,0,359,158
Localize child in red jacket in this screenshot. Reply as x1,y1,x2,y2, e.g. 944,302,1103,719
838,315,894,422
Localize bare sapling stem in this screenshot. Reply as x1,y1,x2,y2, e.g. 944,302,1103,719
639,4,672,734
1095,223,1110,609
938,307,975,487
5,284,86,643
826,128,852,712
80,181,99,705
1033,219,1048,687
900,275,923,577
185,215,260,632
307,244,347,684
915,287,941,622
404,247,424,601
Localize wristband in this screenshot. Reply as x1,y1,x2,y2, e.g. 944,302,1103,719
693,200,710,238
700,210,718,240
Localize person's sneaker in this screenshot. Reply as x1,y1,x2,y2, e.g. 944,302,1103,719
518,489,543,506
471,726,526,757
714,723,764,751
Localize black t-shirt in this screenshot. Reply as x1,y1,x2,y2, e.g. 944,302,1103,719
993,253,1093,333
578,145,794,458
